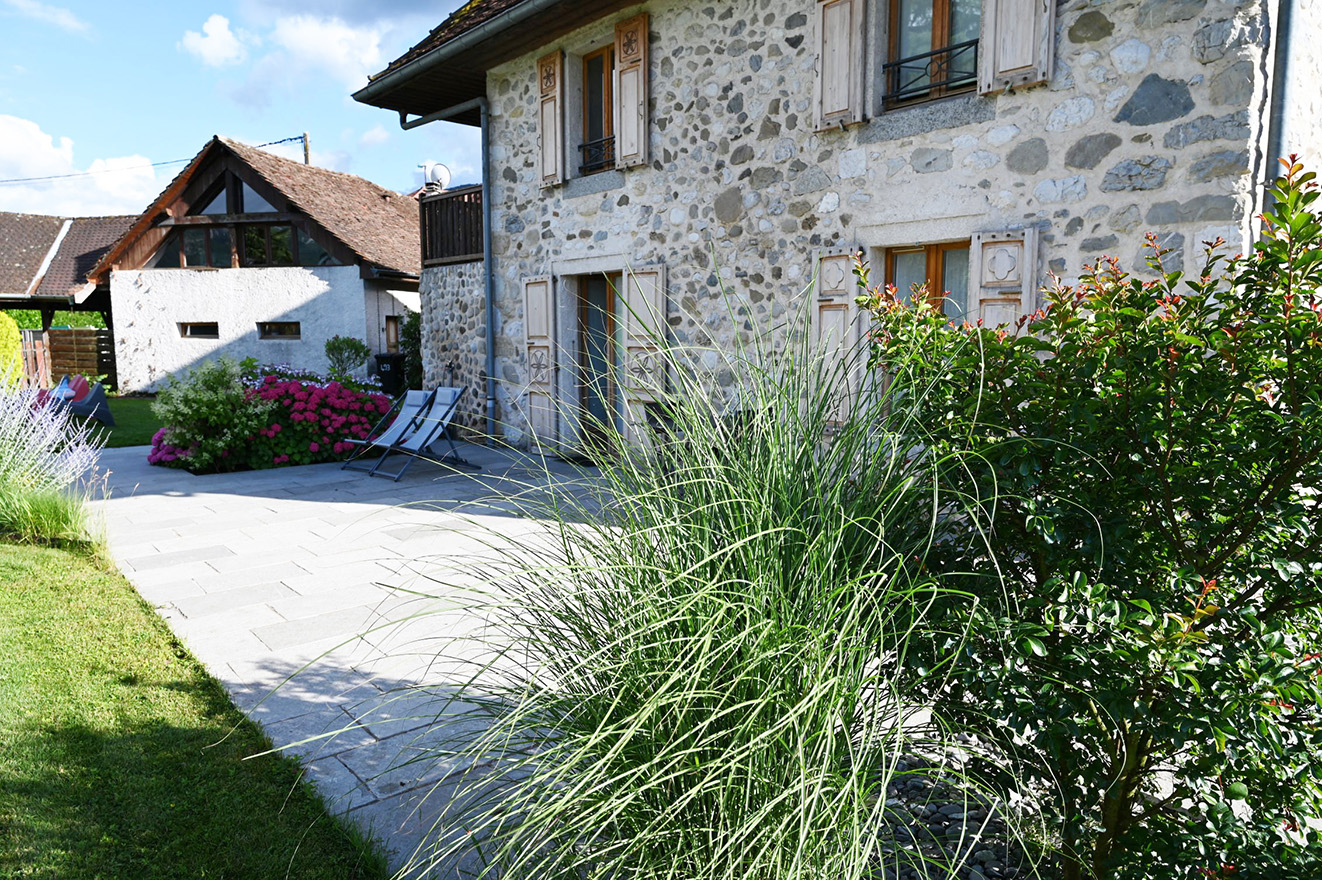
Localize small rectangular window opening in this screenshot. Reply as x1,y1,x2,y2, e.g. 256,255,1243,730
179,322,220,339
257,321,301,340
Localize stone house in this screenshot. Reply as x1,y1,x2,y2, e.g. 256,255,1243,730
91,137,421,393
354,0,1320,450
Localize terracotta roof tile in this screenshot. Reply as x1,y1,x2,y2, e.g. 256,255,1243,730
375,0,526,80
33,216,136,297
0,213,66,296
220,138,421,275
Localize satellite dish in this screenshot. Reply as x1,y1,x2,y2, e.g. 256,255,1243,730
420,162,451,190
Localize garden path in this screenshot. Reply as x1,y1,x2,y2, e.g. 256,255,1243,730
93,444,595,877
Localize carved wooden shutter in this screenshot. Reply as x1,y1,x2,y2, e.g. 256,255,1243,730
814,249,863,420
614,14,649,169
523,276,558,447
620,266,666,444
814,0,865,130
967,229,1040,329
538,52,565,187
979,0,1055,94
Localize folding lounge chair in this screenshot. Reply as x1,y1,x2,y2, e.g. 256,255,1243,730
342,389,436,473
67,382,115,427
363,386,479,482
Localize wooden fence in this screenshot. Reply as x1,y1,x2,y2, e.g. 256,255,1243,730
20,328,116,390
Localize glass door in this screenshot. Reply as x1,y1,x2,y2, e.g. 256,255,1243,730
578,274,618,440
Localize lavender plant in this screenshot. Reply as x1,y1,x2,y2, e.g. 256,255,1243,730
0,373,104,542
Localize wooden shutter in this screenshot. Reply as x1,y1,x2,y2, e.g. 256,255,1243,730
967,229,1040,329
620,265,666,444
523,276,558,447
979,0,1055,94
814,0,865,130
538,52,565,187
814,249,863,420
614,14,649,169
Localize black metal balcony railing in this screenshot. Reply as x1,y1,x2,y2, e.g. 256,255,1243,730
579,136,616,175
883,39,979,104
420,184,483,266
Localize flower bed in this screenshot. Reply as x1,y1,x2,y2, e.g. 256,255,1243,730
149,363,391,473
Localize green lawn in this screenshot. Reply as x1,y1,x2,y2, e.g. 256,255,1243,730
0,543,390,880
88,396,162,448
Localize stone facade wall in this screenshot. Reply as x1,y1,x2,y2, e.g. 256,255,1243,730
425,0,1278,445
111,265,368,393
420,260,487,434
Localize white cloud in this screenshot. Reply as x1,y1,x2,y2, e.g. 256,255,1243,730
0,115,160,216
2,0,88,34
180,14,249,67
269,15,382,90
358,124,389,148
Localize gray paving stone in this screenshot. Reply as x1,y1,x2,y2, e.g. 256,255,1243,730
173,581,296,619
191,560,311,592
252,605,385,652
123,544,235,572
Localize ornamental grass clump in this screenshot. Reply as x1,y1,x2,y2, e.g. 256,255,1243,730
393,298,999,880
0,371,103,542
861,158,1322,879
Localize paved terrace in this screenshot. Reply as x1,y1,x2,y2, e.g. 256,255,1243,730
94,444,596,877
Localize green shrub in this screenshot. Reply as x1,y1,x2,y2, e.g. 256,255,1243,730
401,311,422,390
150,358,273,473
324,335,372,377
860,159,1322,879
0,311,20,387
395,305,988,880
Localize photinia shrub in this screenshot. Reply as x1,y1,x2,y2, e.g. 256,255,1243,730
150,362,391,473
859,159,1322,879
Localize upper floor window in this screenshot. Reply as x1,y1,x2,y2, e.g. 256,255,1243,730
580,45,616,175
538,13,650,188
814,0,1055,129
885,0,980,106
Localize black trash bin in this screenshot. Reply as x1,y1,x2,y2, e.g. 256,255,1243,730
375,353,406,396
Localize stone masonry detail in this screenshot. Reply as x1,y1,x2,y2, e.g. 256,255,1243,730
419,0,1277,445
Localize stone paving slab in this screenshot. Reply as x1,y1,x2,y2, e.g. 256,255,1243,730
93,442,593,877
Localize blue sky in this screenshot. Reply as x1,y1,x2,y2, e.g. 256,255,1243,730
0,0,478,217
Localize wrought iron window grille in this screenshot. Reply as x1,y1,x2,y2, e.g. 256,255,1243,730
579,136,616,175
883,39,978,104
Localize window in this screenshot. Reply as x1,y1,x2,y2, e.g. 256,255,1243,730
257,321,301,340
886,241,971,322
297,228,335,266
241,182,277,214
885,0,980,105
537,14,649,187
179,322,219,339
814,0,1055,125
174,227,233,268
385,315,401,354
580,46,616,174
242,225,297,267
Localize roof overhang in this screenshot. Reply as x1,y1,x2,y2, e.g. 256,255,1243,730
353,0,639,125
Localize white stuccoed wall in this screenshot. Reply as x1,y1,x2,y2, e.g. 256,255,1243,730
111,265,368,393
